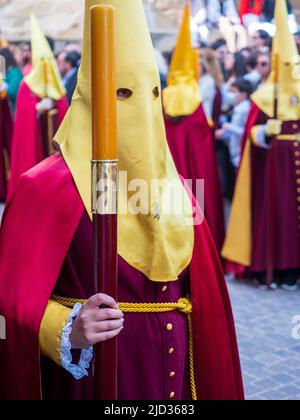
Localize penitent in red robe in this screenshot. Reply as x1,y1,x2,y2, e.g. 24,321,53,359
249,106,300,273
0,97,13,202
7,81,68,199
0,154,244,400
165,105,225,253
227,103,300,274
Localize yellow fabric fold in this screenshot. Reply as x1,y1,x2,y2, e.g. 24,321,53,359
39,301,72,366
222,139,252,266
163,0,201,117
252,0,300,121
25,14,65,100
55,0,194,282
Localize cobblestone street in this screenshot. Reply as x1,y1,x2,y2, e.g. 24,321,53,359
1,203,300,400
228,277,300,400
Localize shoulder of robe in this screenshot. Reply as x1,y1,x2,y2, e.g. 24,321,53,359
16,153,73,199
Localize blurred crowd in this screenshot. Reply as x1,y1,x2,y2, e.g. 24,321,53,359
0,39,82,112
0,0,297,206
157,0,299,205
0,0,298,207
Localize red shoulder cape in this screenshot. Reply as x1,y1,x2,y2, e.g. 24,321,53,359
7,81,68,200
0,154,244,400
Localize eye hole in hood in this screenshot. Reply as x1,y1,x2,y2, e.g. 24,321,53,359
117,88,133,100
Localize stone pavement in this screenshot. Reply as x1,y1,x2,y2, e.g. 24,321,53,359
227,277,300,400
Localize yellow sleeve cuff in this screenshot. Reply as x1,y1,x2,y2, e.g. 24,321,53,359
39,301,72,366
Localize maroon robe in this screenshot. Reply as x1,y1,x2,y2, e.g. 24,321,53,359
248,107,300,272
7,81,68,199
0,154,244,400
0,97,13,201
42,213,191,400
165,105,225,253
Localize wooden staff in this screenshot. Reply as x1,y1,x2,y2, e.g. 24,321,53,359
266,53,280,285
38,59,58,157
91,5,118,400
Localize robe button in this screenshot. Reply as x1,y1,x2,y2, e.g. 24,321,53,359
169,371,176,378
296,160,300,166
166,323,173,331
162,285,168,292
295,151,300,157
170,392,175,399
293,124,298,129
168,347,174,354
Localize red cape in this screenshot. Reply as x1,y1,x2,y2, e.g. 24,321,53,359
7,81,68,200
0,154,244,400
165,106,225,253
0,97,13,201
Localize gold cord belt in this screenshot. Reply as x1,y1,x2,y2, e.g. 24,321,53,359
276,134,300,141
51,295,197,401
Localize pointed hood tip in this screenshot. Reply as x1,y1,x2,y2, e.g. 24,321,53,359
163,0,201,117
24,13,65,100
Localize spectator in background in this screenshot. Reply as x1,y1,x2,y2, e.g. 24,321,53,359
244,54,261,88
64,43,82,55
238,0,263,28
251,29,272,52
262,0,293,22
0,48,23,114
20,42,32,76
199,48,223,123
57,51,81,105
224,52,247,86
256,52,271,85
215,77,252,170
211,38,228,79
240,47,252,60
193,0,247,51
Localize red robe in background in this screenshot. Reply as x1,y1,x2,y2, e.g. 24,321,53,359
225,103,300,274
0,154,244,400
249,109,300,273
165,105,225,253
7,81,68,199
0,97,13,202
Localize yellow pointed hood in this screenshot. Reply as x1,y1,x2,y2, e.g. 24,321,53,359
252,0,300,121
163,0,201,117
55,0,194,282
25,14,65,100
